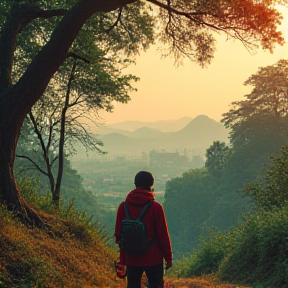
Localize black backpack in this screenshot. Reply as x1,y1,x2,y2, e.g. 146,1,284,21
118,201,154,255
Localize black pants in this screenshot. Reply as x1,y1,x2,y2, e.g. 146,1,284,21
126,262,164,288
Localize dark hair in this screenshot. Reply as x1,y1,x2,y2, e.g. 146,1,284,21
134,171,154,188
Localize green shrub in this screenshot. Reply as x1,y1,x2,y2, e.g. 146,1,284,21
167,255,192,279
169,228,233,278
17,177,53,212
241,145,288,210
219,206,288,287
17,176,109,246
187,228,233,277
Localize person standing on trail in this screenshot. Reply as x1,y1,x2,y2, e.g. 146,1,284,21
114,171,173,288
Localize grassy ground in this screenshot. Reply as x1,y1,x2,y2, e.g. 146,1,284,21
0,204,118,288
0,203,250,288
115,275,250,288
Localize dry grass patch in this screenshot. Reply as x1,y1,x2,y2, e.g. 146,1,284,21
0,205,118,288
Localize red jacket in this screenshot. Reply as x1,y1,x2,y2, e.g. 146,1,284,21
114,188,172,266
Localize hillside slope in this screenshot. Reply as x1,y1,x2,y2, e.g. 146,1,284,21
0,205,118,288
0,204,251,288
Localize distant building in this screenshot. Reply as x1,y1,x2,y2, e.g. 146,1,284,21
149,149,189,169
185,148,205,161
141,151,149,164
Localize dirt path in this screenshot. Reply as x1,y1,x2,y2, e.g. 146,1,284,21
115,276,250,288
163,277,249,288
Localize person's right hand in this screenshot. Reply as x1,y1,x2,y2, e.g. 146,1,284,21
165,261,172,270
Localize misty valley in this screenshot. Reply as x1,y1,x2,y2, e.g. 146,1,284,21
71,115,227,207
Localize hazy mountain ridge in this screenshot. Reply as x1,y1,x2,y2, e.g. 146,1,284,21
98,116,193,133
131,127,166,139
96,115,229,156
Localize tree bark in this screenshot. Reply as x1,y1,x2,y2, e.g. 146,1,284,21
0,0,137,222
0,91,45,225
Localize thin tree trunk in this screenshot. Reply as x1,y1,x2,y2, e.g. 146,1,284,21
54,61,76,206
29,111,56,194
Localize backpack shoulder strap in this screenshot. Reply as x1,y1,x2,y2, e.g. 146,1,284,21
137,200,154,221
124,202,130,220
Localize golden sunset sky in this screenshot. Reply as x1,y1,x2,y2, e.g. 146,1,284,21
99,6,288,124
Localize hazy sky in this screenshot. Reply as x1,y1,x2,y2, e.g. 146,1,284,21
99,6,288,124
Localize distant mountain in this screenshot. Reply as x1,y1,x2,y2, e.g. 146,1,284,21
102,116,193,132
172,115,228,147
93,127,132,137
95,115,229,156
93,126,166,139
131,127,166,139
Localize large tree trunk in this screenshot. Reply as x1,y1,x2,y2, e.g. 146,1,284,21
0,0,137,223
0,91,44,225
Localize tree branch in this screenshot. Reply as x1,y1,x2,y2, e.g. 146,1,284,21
0,5,68,92
67,52,90,64
46,120,54,152
11,0,138,115
29,111,56,192
51,156,59,167
54,60,77,196
147,0,252,35
147,0,211,23
105,7,123,33
20,7,68,31
28,111,52,170
15,155,48,176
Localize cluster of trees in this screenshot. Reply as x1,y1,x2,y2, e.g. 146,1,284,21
164,59,288,257
0,0,285,226
2,0,155,220
169,145,288,287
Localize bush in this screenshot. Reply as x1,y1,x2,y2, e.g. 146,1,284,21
241,145,288,210
169,228,233,278
219,206,288,287
187,228,233,277
167,255,192,279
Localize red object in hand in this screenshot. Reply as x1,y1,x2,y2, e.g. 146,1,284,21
114,261,127,279
165,261,172,270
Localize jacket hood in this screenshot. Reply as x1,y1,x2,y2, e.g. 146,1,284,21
126,188,155,205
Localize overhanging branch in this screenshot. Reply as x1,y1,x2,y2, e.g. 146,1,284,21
16,155,48,176
0,5,68,92
147,0,245,34
67,52,90,64
20,7,68,31
105,7,123,33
